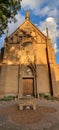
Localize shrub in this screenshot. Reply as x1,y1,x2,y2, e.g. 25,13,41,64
0,95,17,101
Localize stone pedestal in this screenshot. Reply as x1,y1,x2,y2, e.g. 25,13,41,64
18,96,36,110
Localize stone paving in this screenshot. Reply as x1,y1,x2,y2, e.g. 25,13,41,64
0,99,59,130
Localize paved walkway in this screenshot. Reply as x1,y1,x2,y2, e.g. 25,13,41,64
0,99,59,130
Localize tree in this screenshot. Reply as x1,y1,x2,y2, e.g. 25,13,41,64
0,0,22,36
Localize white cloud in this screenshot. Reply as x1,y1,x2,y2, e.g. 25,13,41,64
57,49,59,53
8,13,25,35
38,17,59,53
45,0,59,8
48,9,57,18
21,0,58,11
21,0,58,18
34,5,57,19
6,0,59,37
35,6,49,16
21,0,42,9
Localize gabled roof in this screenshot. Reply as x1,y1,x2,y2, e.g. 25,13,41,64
8,18,47,40
7,10,48,45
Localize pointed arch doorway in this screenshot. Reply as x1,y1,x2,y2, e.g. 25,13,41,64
18,65,37,98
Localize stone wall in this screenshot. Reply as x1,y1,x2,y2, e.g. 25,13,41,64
36,65,50,95
0,65,7,97
55,65,59,96
5,65,18,95
0,65,19,96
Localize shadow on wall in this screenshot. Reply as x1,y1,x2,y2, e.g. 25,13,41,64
0,66,1,74
0,47,4,61
0,47,4,75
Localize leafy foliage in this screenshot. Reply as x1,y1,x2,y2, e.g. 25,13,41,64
39,93,59,101
0,0,22,36
0,95,17,101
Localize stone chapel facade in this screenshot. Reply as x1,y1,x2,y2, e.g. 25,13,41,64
0,10,59,98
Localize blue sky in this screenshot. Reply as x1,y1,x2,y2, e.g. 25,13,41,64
0,0,59,63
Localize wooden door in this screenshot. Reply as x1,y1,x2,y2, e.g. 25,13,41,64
23,78,34,96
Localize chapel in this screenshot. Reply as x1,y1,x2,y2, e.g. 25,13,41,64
0,10,59,98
